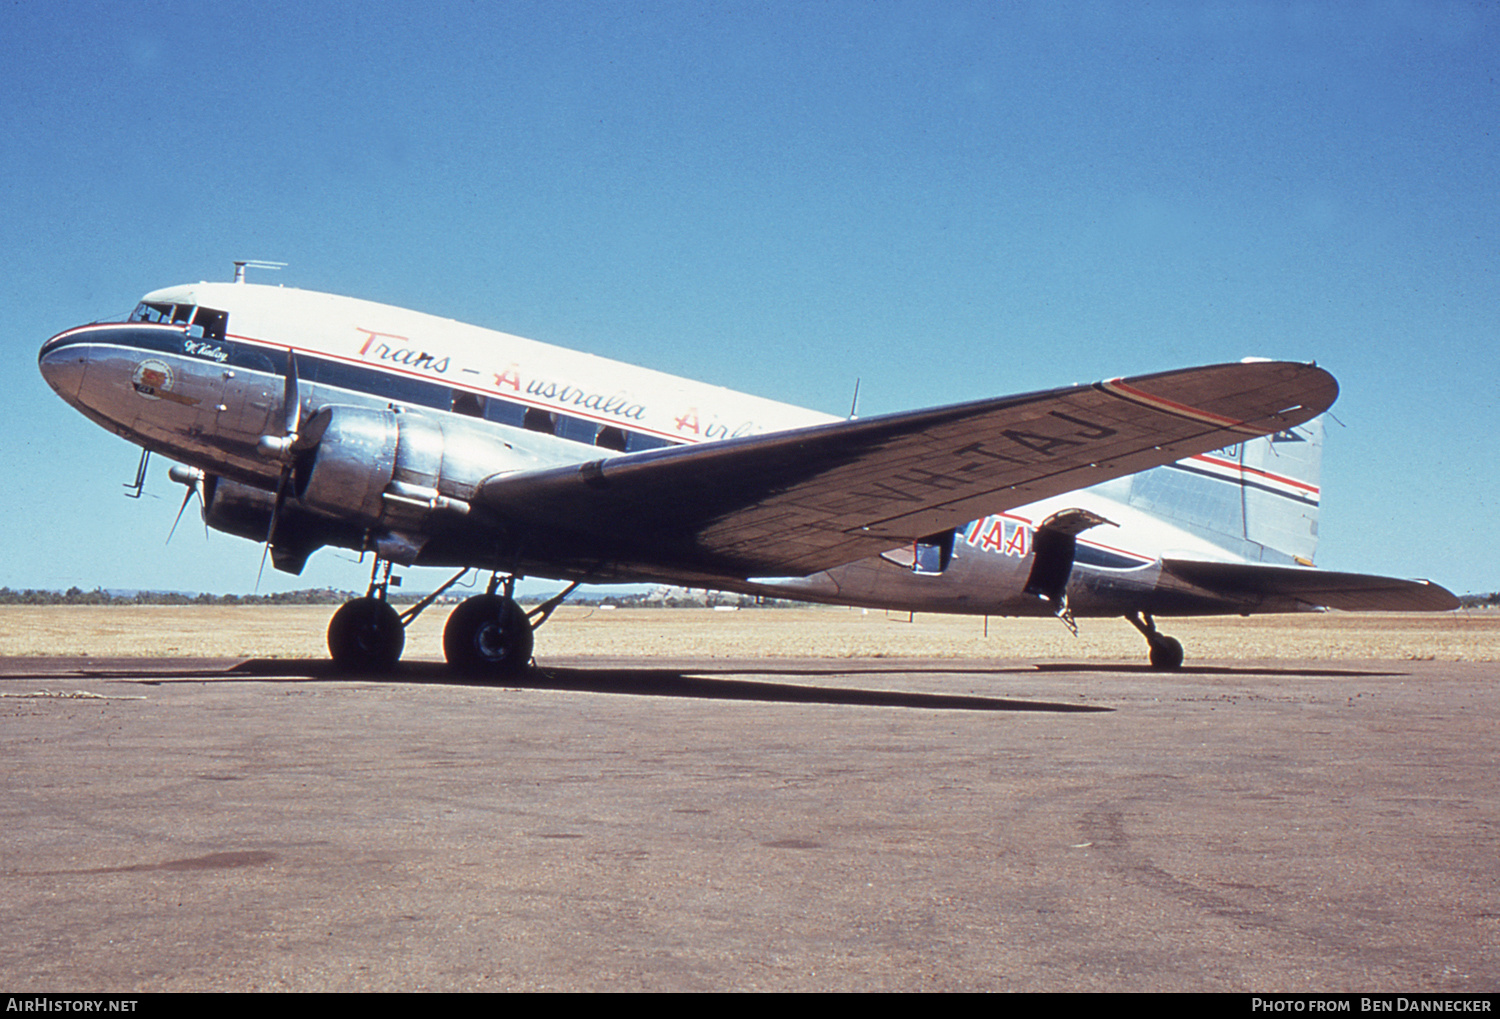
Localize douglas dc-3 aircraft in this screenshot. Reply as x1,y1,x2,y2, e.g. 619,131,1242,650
38,269,1458,674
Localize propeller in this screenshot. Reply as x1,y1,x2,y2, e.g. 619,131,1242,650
165,465,207,544
255,350,305,587
256,346,303,462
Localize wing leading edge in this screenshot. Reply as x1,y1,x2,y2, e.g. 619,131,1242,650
478,360,1339,578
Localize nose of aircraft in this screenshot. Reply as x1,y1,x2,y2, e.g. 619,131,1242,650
38,335,87,402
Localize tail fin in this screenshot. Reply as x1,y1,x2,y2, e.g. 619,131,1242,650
1240,416,1322,564
1118,417,1324,565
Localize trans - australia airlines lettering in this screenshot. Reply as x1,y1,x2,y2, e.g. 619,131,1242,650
357,328,451,374
493,364,648,422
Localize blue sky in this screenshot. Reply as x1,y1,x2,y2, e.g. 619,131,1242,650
3,0,1496,597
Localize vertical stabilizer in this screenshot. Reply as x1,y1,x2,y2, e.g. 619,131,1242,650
1120,416,1323,565
1240,416,1322,564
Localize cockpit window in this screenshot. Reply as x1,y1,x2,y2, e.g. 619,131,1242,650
130,302,175,324
190,307,228,341
128,302,228,342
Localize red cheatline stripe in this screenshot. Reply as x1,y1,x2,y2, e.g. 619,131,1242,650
1191,454,1320,494
1101,378,1262,432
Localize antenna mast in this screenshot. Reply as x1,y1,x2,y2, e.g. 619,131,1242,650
232,260,288,284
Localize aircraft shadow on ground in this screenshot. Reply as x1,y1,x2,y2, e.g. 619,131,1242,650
0,656,1423,710
246,659,1113,713
1027,662,1409,679
0,657,1119,714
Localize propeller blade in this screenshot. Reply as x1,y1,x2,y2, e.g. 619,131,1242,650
165,465,207,545
257,351,308,587
166,486,195,545
257,463,293,591
283,347,301,437
257,349,304,461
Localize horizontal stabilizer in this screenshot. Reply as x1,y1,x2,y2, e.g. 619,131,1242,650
1160,559,1459,612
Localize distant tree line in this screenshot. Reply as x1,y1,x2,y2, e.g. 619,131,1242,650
0,587,356,606
0,586,806,608
1457,592,1500,609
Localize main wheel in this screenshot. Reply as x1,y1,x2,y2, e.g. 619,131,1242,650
327,597,405,672
1148,635,1184,671
444,595,534,676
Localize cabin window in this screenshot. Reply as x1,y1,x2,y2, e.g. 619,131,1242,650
228,344,278,375
229,343,287,375
364,367,447,409
302,356,449,410
522,407,557,434
880,530,955,574
914,541,947,574
451,391,485,417
595,426,629,452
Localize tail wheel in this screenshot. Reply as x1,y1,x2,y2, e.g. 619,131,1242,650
327,597,405,672
444,594,534,675
1126,611,1186,671
1148,636,1184,671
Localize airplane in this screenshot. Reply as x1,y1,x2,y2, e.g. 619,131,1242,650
37,268,1458,675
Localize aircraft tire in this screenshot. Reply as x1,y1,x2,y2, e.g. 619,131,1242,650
444,594,534,676
327,597,405,672
1148,636,1185,671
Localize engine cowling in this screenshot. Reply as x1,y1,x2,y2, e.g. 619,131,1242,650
200,474,275,544
189,405,541,571
292,405,476,534
196,474,335,574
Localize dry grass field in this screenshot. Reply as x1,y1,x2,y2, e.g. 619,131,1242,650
1,603,1495,662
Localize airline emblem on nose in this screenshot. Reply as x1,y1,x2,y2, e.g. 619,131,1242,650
131,359,198,406
132,359,172,400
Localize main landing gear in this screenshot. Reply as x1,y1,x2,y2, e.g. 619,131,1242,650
325,561,578,677
1126,610,1185,671
327,558,411,672
442,574,534,675
327,595,406,671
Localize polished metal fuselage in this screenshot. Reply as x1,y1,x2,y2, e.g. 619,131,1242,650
39,285,1295,618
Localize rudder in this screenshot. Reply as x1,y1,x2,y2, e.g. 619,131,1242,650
1118,416,1323,565
1240,416,1322,564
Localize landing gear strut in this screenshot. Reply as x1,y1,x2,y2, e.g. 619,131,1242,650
1126,611,1184,671
325,561,578,676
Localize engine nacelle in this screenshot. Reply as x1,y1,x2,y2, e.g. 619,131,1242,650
200,474,275,543
293,405,477,533
195,474,345,575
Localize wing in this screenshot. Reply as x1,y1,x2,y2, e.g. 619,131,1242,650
1159,560,1460,612
478,360,1338,578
